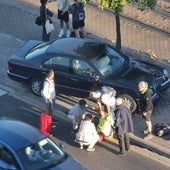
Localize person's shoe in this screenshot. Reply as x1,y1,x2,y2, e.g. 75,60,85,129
58,29,64,38
144,132,153,140
142,129,149,134
116,151,126,156
66,30,71,38
87,148,95,152
52,124,56,128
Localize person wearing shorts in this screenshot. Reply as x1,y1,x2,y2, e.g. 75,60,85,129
138,81,153,140
48,0,71,38
68,0,86,38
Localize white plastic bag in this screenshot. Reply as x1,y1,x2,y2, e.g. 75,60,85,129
45,20,54,34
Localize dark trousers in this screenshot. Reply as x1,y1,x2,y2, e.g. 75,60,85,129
42,25,50,42
117,133,130,153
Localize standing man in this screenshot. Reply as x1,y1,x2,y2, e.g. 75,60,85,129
48,0,71,38
41,69,57,124
138,81,153,140
115,98,134,155
68,0,86,38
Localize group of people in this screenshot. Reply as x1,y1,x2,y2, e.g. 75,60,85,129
39,0,86,41
67,81,154,154
40,69,154,155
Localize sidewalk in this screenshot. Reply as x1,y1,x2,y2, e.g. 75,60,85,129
0,0,170,160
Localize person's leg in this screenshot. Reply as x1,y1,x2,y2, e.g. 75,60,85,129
64,11,70,37
58,10,64,37
73,21,80,38
80,26,86,38
117,134,125,154
42,25,50,41
124,133,130,151
144,111,153,140
79,20,86,38
74,29,80,38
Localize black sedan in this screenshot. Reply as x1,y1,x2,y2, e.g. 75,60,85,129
7,38,170,113
0,118,86,170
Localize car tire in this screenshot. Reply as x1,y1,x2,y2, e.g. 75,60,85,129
118,94,137,113
29,78,42,96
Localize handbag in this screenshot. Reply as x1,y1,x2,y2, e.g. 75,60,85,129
45,19,55,34
35,16,43,26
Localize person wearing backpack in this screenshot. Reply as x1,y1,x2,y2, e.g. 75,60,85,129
68,0,86,38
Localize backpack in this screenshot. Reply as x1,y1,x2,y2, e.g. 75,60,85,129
73,3,85,22
101,86,116,97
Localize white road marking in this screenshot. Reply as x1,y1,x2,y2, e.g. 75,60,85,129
0,89,7,96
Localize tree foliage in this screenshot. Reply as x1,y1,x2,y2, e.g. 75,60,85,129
99,0,157,12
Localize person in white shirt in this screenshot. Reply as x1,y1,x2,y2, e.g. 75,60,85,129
67,99,88,130
48,0,71,37
76,114,100,151
41,70,57,123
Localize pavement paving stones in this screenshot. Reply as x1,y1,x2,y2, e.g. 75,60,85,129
0,0,170,160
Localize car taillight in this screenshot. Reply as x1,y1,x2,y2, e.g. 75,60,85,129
8,65,12,71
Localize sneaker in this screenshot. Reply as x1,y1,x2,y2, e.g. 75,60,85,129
142,129,149,134
116,151,126,156
58,29,64,38
66,30,71,38
87,148,95,152
144,132,153,140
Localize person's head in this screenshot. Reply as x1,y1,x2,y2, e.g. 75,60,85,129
47,69,54,79
79,99,87,110
40,0,47,5
84,114,93,121
116,98,123,106
138,81,148,94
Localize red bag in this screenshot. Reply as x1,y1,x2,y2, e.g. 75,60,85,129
40,112,52,136
98,132,105,141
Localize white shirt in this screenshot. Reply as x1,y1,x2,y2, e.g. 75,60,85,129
41,78,56,101
76,120,99,143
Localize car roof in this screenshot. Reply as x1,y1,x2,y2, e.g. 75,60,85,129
48,38,105,60
0,118,45,150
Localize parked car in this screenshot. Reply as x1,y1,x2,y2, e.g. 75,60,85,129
7,38,170,113
0,118,86,170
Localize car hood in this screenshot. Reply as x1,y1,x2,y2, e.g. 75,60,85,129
49,154,87,170
119,59,164,86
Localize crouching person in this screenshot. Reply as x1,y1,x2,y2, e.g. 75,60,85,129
76,114,100,151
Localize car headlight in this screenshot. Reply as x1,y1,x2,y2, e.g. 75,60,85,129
163,69,169,78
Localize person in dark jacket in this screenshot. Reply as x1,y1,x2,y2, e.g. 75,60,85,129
115,98,134,155
138,81,153,140
40,0,53,41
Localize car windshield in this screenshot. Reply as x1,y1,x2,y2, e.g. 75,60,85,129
25,43,50,60
17,138,65,170
92,46,125,77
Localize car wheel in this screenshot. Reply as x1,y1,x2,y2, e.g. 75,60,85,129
118,94,137,113
29,78,42,96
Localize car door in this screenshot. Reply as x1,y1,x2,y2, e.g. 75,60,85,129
68,58,97,96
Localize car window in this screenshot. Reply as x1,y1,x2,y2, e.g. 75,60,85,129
72,59,95,77
25,44,50,60
17,138,65,170
0,145,19,169
43,56,70,73
92,46,125,76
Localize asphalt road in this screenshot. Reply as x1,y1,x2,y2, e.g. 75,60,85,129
0,90,170,170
